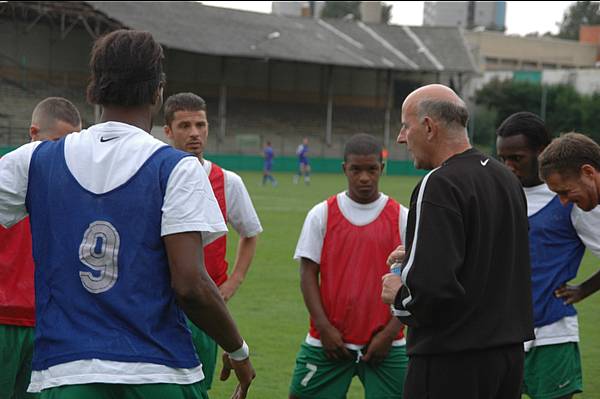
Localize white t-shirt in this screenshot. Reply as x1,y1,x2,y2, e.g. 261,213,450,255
0,121,228,392
203,160,262,238
294,192,408,263
523,183,600,350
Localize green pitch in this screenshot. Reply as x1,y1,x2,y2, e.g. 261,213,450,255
209,171,600,399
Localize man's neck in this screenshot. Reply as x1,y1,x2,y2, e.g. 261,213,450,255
100,106,153,133
431,141,472,168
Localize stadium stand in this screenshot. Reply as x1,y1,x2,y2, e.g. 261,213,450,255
0,1,477,160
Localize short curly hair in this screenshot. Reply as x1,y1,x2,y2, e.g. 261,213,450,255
87,29,165,107
496,112,550,151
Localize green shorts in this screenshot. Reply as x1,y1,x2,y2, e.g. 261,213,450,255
523,342,582,399
289,342,408,399
187,319,219,391
0,324,38,399
39,382,206,399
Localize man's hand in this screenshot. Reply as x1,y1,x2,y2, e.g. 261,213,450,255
220,353,256,399
387,245,405,267
555,284,586,305
219,276,242,302
319,323,352,361
361,328,394,365
382,273,403,305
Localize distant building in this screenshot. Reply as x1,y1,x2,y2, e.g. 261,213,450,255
272,1,324,18
423,1,506,32
465,30,597,71
579,25,600,62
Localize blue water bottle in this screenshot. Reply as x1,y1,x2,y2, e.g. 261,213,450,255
389,262,402,315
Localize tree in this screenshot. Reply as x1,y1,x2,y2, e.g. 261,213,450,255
321,1,361,20
557,1,600,40
474,78,600,144
381,3,392,24
320,1,393,24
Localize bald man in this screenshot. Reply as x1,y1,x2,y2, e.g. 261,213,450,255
381,84,534,398
1,97,81,399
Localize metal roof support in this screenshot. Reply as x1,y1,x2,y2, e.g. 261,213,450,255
325,65,333,147
218,57,227,144
383,69,393,149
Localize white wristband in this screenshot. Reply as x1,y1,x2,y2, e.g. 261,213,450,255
227,340,249,361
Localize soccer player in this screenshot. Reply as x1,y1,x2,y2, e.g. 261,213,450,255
293,137,310,185
496,114,600,399
262,141,277,186
289,133,409,399
382,84,533,398
0,30,254,398
163,92,262,392
0,97,81,399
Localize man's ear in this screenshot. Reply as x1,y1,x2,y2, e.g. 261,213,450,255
29,125,40,142
581,164,596,180
423,116,436,141
152,83,164,106
163,125,172,139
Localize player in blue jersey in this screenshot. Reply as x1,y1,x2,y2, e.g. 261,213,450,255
263,141,277,186
497,113,600,399
293,137,310,185
0,29,254,399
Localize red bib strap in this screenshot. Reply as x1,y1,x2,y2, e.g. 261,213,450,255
204,163,228,286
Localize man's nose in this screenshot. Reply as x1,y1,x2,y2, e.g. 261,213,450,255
397,130,407,144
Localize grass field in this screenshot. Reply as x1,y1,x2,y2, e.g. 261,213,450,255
210,171,600,399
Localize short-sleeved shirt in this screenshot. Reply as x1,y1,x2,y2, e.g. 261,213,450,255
296,144,309,165
202,160,262,238
523,183,600,351
264,146,274,168
0,121,227,392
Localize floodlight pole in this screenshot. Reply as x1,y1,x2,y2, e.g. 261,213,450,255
384,69,393,148
218,57,227,145
325,65,333,146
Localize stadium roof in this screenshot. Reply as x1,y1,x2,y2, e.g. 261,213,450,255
86,1,477,73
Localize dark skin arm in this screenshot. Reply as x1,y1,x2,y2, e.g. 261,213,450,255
555,268,600,305
361,317,403,365
300,257,352,361
164,232,255,398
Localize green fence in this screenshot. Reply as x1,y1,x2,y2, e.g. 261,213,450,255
205,154,426,176
0,147,425,176
0,146,17,156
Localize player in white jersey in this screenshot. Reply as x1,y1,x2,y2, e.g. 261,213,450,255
163,92,262,392
0,30,254,399
497,112,600,399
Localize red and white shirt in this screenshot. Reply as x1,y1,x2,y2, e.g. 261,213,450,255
295,192,408,348
202,160,262,286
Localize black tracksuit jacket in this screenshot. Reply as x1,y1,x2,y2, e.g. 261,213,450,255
394,148,535,355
